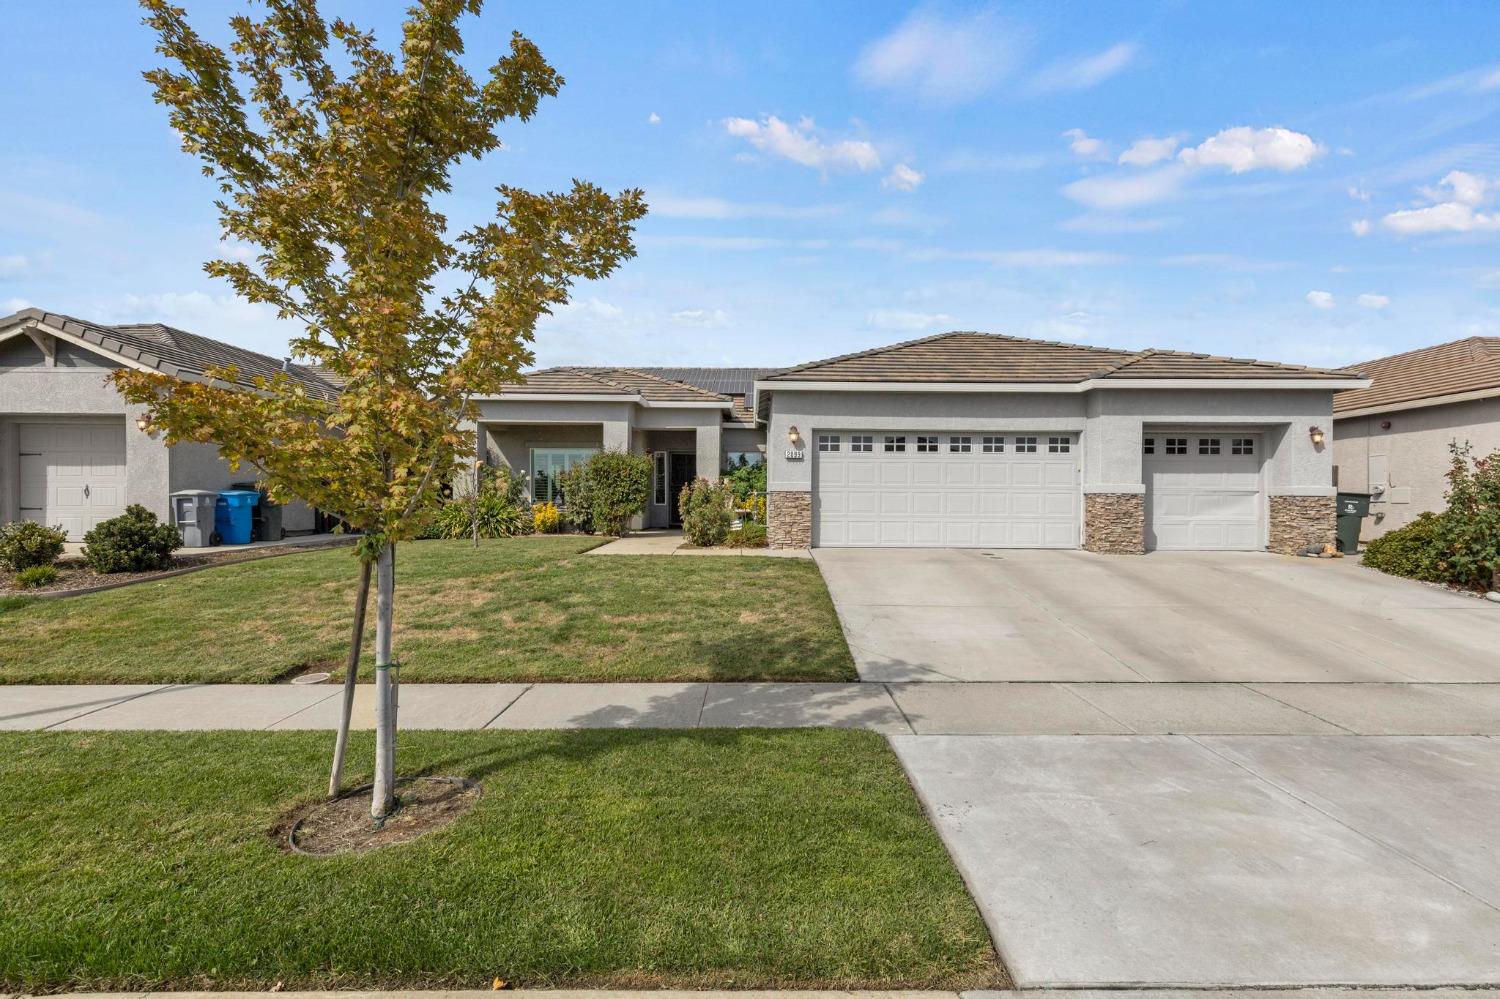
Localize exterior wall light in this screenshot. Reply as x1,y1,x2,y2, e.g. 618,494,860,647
787,425,802,446
134,414,152,434
1308,426,1325,446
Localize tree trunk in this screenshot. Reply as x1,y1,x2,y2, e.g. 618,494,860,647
370,542,398,820
327,558,373,799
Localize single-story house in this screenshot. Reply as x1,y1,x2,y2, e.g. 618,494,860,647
0,308,332,539
1332,336,1500,539
481,331,1369,553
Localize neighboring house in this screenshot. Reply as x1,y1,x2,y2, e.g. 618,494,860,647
0,308,335,539
1332,337,1500,539
481,331,1369,552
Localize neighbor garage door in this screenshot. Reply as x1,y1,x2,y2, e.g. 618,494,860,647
1144,433,1262,550
18,421,128,539
814,432,1079,548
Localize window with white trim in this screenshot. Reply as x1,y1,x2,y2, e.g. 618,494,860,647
1165,437,1187,455
982,436,1005,453
949,436,972,453
1015,436,1038,453
916,435,938,453
653,452,667,505
1199,437,1221,455
851,435,873,453
884,435,906,453
817,434,840,452
1231,437,1255,455
530,447,598,505
1143,437,1155,455
1048,436,1071,453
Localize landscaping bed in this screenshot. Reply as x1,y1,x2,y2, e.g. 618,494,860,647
0,539,352,596
0,536,856,683
0,728,1003,992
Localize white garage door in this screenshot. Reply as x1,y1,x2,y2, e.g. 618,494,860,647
18,421,128,539
1144,433,1262,551
814,432,1079,548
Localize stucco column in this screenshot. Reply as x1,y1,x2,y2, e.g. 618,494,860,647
602,417,632,454
695,423,721,481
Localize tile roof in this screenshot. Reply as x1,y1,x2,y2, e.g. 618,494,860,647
4,308,341,397
628,367,774,397
1333,337,1500,414
501,366,731,404
762,331,1362,383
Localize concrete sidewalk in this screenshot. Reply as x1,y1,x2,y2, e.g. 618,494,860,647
10,680,1500,734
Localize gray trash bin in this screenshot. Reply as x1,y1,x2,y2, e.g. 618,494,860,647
170,489,220,547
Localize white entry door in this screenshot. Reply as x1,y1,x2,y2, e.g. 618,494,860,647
814,432,1080,548
1144,433,1262,550
18,421,128,539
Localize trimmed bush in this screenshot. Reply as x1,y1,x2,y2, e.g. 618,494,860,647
82,505,182,574
680,478,734,547
532,502,562,533
556,465,595,534
14,565,60,589
0,521,67,571
583,451,652,537
1361,512,1451,582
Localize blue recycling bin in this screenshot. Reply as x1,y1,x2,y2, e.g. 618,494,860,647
214,489,261,545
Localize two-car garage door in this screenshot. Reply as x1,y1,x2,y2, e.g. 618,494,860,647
814,432,1079,548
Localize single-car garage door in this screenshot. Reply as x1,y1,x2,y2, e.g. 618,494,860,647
814,431,1079,548
18,421,128,539
1144,433,1262,550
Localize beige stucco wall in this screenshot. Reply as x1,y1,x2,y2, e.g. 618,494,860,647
1334,396,1500,538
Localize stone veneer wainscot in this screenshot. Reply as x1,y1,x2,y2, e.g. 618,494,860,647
767,490,812,549
1267,494,1336,554
1083,492,1145,554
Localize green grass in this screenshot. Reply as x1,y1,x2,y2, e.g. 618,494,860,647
0,537,854,683
0,729,1002,992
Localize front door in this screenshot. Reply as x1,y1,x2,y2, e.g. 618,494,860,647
668,452,696,527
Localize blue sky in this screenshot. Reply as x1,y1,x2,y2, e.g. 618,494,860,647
4,1,1499,371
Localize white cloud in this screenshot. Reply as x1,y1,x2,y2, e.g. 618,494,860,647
1478,270,1500,289
937,149,1052,173
647,112,661,125
1030,42,1139,95
866,308,954,331
1060,214,1172,233
722,115,880,172
648,194,844,220
669,308,730,328
1348,186,1371,202
216,240,258,264
0,253,30,279
1178,127,1325,173
1062,128,1105,158
1382,171,1500,234
1306,290,1336,309
852,7,1027,104
1356,293,1390,309
909,246,1123,267
1351,219,1372,237
882,163,924,191
3,296,32,313
1062,164,1190,209
1118,135,1181,167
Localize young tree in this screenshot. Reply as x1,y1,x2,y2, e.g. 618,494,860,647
116,0,645,818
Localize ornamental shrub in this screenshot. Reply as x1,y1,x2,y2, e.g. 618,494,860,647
0,520,67,570
82,504,181,573
680,478,734,547
722,458,766,503
429,491,527,540
532,501,562,533
1361,512,1451,583
582,450,652,537
723,520,767,548
15,564,60,589
1438,442,1500,590
556,465,595,534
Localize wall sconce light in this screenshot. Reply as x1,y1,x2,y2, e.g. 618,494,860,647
134,414,152,434
1380,420,1392,430
1308,425,1325,446
787,425,802,446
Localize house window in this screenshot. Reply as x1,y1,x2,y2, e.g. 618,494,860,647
851,435,873,452
982,436,1005,453
949,436,972,453
916,435,939,453
726,451,764,467
530,447,598,505
1015,436,1038,453
1048,436,1071,453
884,435,906,453
1143,437,1155,455
1165,438,1187,455
1199,437,1222,455
1231,437,1255,455
653,451,667,506
817,434,841,452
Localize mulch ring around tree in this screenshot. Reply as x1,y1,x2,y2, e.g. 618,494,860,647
278,776,481,856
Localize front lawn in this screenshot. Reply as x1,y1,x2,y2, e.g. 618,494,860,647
0,729,1002,992
0,537,854,683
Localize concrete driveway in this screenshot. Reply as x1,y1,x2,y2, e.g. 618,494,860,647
813,548,1499,682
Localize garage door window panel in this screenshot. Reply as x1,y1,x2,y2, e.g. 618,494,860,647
1015,436,1038,453
949,436,972,453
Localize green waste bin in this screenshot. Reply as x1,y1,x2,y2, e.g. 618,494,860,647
1335,491,1371,554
